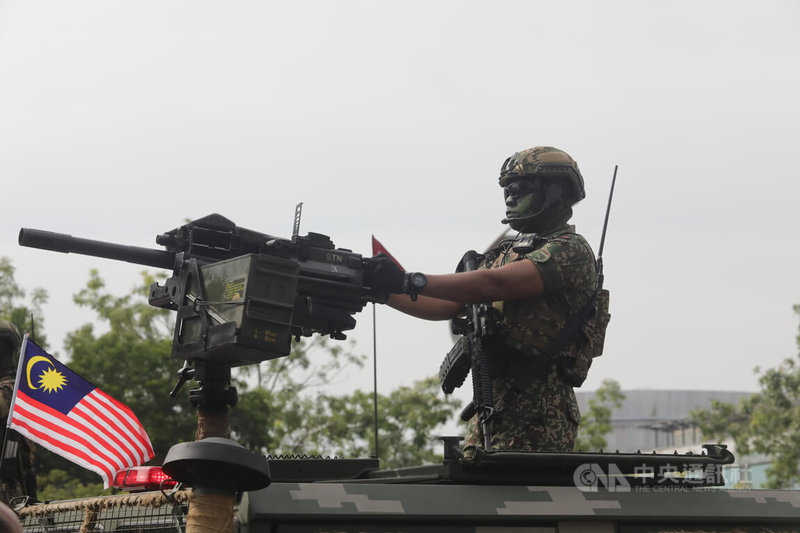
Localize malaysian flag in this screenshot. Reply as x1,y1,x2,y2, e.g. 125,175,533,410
7,338,154,488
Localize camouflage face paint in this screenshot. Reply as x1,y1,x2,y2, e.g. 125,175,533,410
503,178,545,222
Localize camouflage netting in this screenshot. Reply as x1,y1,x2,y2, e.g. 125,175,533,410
18,489,191,533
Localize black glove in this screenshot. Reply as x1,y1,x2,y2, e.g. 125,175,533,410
364,253,406,295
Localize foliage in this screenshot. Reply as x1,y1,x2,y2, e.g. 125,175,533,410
0,256,48,348
316,376,460,467
231,336,368,455
574,378,625,451
691,305,800,489
231,342,461,468
36,469,110,501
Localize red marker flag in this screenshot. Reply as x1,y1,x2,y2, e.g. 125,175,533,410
371,236,404,270
8,338,154,488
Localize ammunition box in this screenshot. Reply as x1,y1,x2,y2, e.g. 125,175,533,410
174,254,299,365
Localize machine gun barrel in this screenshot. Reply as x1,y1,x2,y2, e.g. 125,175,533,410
18,228,175,270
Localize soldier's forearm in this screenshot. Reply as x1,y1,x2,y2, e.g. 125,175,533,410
386,293,463,320
422,261,544,304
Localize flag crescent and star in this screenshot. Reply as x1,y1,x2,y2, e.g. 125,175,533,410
26,355,63,391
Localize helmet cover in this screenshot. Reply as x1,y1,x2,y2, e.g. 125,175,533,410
499,146,585,204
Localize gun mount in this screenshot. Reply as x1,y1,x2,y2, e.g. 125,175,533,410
19,212,375,367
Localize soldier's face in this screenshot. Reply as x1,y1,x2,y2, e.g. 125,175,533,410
503,178,543,221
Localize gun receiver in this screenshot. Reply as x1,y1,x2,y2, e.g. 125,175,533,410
19,213,373,366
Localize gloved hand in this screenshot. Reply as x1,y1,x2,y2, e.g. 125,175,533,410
364,253,406,296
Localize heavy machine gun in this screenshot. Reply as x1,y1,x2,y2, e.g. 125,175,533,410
19,207,374,367
19,206,385,528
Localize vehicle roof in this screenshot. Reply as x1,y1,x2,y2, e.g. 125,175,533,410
246,481,800,523
245,446,800,525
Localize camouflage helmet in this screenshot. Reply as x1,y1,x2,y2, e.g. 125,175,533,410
498,146,585,205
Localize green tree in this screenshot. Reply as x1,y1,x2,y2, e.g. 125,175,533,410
36,469,105,500
0,256,48,347
230,336,368,455
230,342,461,467
314,376,460,467
691,305,800,489
574,378,625,451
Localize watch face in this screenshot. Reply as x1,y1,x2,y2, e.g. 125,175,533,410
411,273,427,289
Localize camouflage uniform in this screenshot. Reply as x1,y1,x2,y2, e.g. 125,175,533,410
0,320,36,504
463,223,597,454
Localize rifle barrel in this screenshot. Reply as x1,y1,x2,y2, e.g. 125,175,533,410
18,228,175,270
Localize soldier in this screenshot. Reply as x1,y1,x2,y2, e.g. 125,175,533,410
366,146,607,455
0,319,36,504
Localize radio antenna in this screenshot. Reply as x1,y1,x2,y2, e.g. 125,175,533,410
596,165,618,290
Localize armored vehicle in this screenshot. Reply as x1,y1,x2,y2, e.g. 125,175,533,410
15,440,800,532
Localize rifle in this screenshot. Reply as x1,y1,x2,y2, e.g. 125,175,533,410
439,250,496,449
19,206,376,368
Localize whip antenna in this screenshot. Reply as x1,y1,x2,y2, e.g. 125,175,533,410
596,165,618,289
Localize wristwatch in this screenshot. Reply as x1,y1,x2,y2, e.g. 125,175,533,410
404,272,428,301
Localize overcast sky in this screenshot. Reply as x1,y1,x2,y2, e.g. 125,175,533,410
2,1,799,426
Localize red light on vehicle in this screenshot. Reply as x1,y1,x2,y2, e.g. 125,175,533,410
113,466,178,491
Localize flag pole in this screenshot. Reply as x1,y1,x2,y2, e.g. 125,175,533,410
0,334,28,478
370,234,403,461
372,303,379,459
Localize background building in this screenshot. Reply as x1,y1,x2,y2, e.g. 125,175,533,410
575,389,790,489
575,389,751,452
